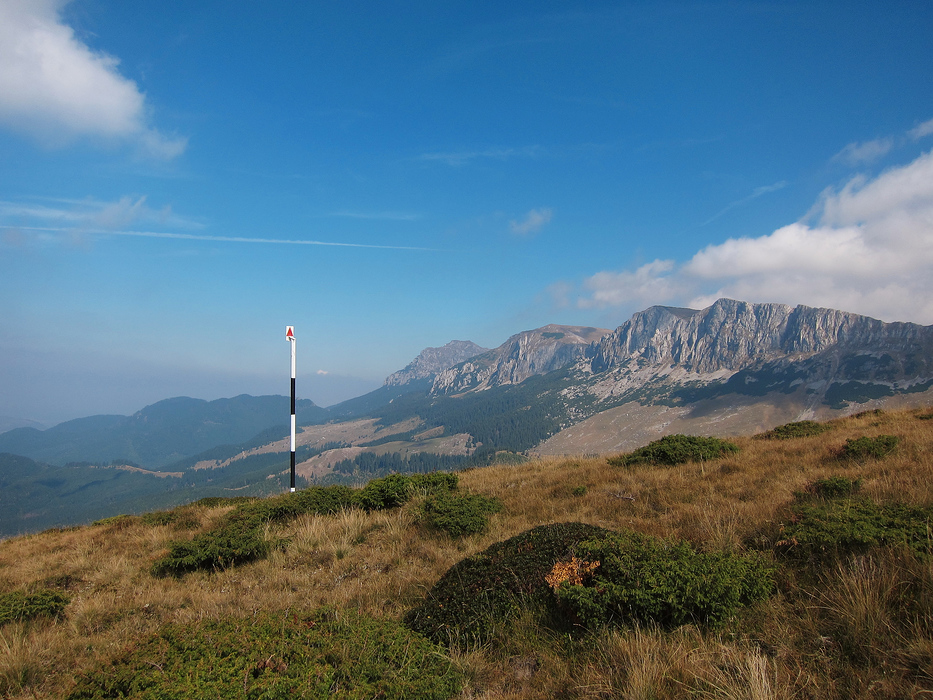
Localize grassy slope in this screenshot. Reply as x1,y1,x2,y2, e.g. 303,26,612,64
1,407,932,698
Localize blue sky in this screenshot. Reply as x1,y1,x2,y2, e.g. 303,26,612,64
2,0,933,425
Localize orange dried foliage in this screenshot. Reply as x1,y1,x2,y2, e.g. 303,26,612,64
544,556,600,592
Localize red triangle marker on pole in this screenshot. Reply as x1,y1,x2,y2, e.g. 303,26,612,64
286,326,294,339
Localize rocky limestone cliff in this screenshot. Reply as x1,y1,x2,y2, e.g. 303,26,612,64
432,325,610,394
581,298,933,403
384,340,489,387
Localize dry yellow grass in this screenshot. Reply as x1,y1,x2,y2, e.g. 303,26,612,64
0,406,932,698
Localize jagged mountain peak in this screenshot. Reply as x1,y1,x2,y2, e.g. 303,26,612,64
431,324,610,395
384,340,489,387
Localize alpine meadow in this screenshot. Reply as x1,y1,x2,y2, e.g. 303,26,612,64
2,407,933,698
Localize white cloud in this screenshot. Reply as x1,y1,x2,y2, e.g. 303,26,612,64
579,259,681,310
510,207,553,235
575,149,933,324
831,138,894,166
909,118,933,140
0,0,185,158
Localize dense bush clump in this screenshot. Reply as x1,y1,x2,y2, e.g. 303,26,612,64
0,590,70,626
839,435,900,460
777,498,933,561
801,475,862,500
608,434,739,467
419,492,502,537
66,608,461,700
555,530,774,629
757,420,829,440
356,472,457,512
405,522,613,646
152,475,459,577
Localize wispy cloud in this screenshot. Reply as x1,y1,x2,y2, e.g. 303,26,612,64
0,195,204,231
328,210,423,221
830,117,933,167
832,138,894,166
0,0,185,158
572,148,933,324
418,145,541,167
702,181,787,226
909,118,933,140
510,207,553,235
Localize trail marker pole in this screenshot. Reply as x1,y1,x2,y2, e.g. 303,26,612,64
286,325,296,492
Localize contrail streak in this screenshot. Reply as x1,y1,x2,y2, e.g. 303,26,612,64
8,226,435,251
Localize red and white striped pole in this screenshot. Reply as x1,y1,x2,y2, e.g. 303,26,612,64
286,325,296,492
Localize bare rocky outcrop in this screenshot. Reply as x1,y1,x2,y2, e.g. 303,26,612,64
586,298,933,379
431,325,611,394
384,340,489,386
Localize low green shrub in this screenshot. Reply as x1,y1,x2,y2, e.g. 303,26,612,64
152,476,458,577
840,435,900,460
757,420,829,440
776,498,933,561
151,485,356,577
801,475,862,499
356,472,458,511
356,473,415,511
555,530,774,629
419,492,501,537
189,496,257,508
608,434,739,468
404,522,613,646
0,590,70,626
66,608,461,700
91,514,135,527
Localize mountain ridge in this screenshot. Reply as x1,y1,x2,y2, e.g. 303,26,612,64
0,394,328,469
384,340,489,387
431,324,610,395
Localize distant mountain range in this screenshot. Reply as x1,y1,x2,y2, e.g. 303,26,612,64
0,394,328,469
3,298,933,536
